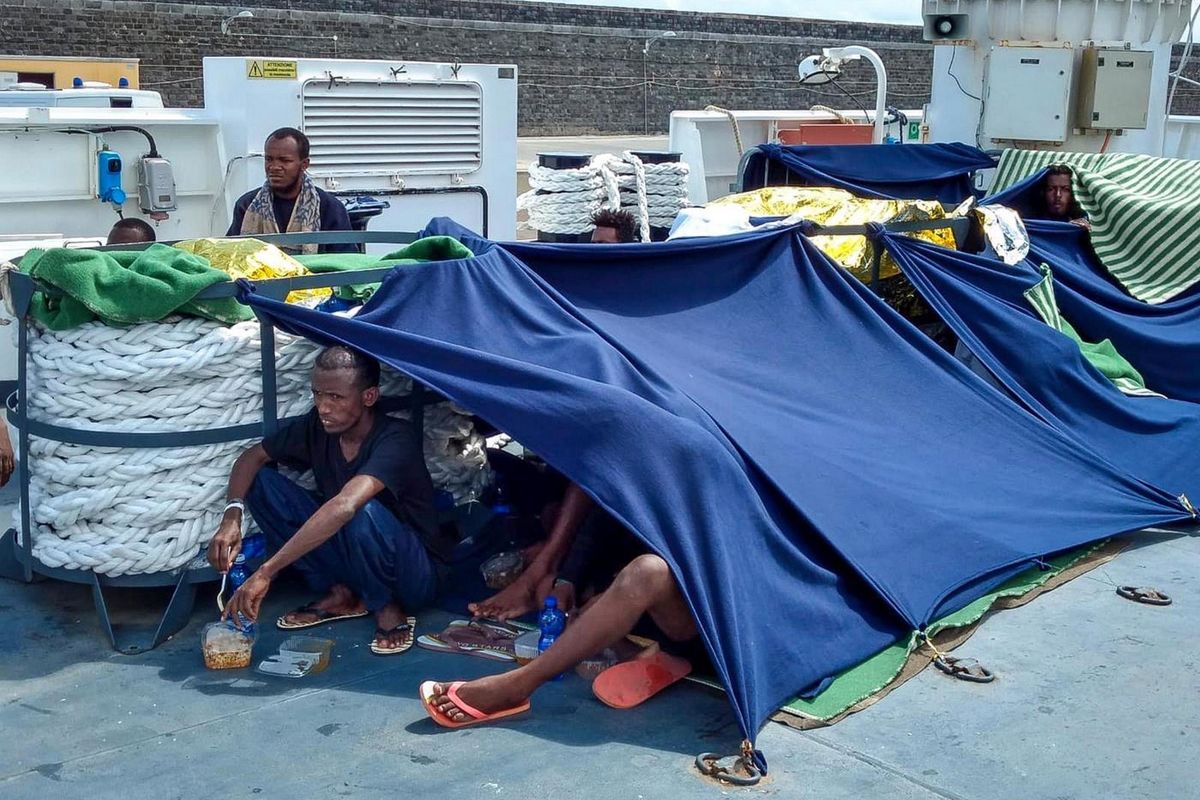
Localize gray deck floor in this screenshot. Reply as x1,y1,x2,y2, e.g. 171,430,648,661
2,486,1196,799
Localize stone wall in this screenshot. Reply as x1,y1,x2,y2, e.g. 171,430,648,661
5,1,1195,134
0,0,934,135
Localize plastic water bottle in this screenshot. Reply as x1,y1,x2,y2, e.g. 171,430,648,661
228,553,249,592
538,596,567,680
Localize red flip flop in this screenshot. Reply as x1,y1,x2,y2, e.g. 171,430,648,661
592,651,692,709
419,680,531,728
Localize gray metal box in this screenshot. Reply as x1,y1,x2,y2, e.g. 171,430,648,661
137,156,177,213
983,46,1075,143
1076,47,1153,130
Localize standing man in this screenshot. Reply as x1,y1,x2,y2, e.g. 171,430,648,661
211,346,454,654
227,127,356,254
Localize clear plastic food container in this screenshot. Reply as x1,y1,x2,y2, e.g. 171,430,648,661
278,636,334,673
575,648,620,681
201,620,256,670
480,551,525,590
513,629,541,665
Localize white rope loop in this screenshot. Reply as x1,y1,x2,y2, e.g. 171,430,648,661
16,312,492,576
519,152,690,239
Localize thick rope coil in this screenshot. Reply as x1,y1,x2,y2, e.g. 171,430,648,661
518,152,690,239
14,312,492,576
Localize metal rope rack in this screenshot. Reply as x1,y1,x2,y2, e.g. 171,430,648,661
0,229,487,653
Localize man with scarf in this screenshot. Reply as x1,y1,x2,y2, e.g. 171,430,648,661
226,127,356,254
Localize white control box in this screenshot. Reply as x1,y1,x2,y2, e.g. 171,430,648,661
983,46,1075,143
1076,48,1153,130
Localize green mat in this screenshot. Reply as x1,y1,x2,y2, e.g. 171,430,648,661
776,543,1113,726
20,236,473,330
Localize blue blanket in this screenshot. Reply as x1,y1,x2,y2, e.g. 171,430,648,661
882,232,1200,504
241,218,1190,763
747,142,994,203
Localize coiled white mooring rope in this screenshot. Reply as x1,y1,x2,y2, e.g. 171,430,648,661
518,151,690,242
14,313,492,576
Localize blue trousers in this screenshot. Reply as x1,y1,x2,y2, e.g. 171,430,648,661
247,468,438,613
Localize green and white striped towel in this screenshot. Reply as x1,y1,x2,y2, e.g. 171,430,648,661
992,149,1200,304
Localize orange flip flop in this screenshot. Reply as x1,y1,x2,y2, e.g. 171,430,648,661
419,680,531,728
592,651,692,709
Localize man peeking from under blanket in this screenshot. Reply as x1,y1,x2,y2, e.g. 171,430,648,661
226,127,356,255
1038,165,1091,231
210,346,453,655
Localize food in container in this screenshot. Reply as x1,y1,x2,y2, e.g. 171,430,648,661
201,620,256,670
480,551,525,589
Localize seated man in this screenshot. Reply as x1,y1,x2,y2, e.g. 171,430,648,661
424,549,700,725
226,127,356,254
1037,165,1090,229
212,346,453,654
107,218,156,245
590,208,639,243
468,482,595,620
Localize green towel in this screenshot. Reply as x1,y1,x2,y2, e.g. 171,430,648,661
19,244,233,330
20,236,475,330
298,236,473,301
992,149,1200,303
1023,264,1163,398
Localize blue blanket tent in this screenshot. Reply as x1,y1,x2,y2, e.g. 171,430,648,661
241,220,1190,762
744,142,994,204
983,166,1050,216
881,233,1200,504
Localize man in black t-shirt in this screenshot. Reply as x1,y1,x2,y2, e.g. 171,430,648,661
210,346,445,654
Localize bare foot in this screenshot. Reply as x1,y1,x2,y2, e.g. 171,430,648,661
428,675,531,722
280,584,366,626
469,568,554,621
372,602,413,651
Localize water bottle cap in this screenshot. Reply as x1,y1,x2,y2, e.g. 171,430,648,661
544,596,557,609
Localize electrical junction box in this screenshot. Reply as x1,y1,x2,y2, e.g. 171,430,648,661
1076,48,1153,130
982,46,1075,143
137,156,177,213
96,149,126,204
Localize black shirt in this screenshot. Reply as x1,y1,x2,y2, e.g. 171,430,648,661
226,185,357,254
261,410,452,560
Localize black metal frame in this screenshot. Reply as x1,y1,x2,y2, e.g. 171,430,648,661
0,230,441,653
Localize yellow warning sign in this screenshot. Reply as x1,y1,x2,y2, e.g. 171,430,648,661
246,59,297,79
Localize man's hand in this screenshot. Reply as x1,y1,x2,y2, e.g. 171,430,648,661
551,579,576,615
1071,217,1092,231
222,571,271,627
207,519,243,573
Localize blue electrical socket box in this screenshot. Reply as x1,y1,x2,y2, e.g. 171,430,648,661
97,150,126,205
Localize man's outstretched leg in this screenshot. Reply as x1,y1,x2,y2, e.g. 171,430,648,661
425,553,696,724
